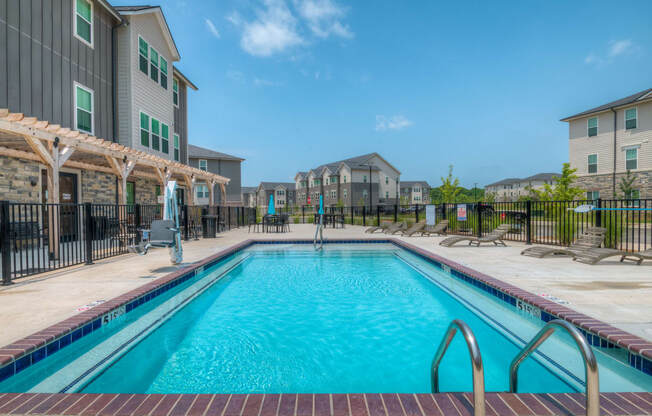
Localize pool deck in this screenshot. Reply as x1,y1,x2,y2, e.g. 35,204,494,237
1,224,651,347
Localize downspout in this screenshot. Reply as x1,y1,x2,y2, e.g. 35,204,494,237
111,18,127,143
611,107,617,197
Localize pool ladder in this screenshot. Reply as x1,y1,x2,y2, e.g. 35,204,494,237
431,319,600,416
313,214,324,251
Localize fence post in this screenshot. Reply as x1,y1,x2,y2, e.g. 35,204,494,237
84,203,94,265
476,203,482,238
350,206,353,225
302,205,305,224
394,203,398,222
363,205,366,226
376,206,380,226
1,201,12,285
525,200,532,245
134,204,142,243
415,204,419,223
595,198,602,227
183,205,189,240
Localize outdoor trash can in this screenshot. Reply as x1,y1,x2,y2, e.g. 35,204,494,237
202,215,218,238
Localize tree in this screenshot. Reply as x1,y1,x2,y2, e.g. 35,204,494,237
618,170,638,199
531,163,585,201
439,165,462,203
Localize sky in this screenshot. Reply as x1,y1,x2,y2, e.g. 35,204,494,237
112,0,652,188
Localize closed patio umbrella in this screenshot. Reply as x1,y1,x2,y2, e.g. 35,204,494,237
268,194,275,215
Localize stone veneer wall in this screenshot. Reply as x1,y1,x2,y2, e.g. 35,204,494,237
576,171,652,199
0,156,41,203
81,171,116,204
133,177,160,204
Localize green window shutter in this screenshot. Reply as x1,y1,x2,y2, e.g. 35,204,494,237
138,38,148,74
150,48,159,82
161,124,169,154
151,119,160,151
160,58,167,75
139,38,148,56
140,113,150,147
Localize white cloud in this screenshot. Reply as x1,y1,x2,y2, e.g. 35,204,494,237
375,115,413,131
585,39,639,66
205,18,221,39
608,39,633,57
254,77,281,86
226,69,245,83
237,0,305,57
294,0,353,39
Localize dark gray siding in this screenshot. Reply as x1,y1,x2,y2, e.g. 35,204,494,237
0,0,116,139
189,157,242,203
173,80,188,163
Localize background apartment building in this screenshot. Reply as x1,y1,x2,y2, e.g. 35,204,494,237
563,88,652,199
0,1,232,206
241,187,257,208
485,173,559,201
400,181,431,204
294,153,401,207
256,183,296,210
187,145,243,206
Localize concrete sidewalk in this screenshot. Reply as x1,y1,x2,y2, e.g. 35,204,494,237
0,224,650,346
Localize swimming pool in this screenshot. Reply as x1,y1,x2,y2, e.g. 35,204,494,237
1,242,651,395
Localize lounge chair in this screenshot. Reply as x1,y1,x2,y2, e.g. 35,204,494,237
521,227,607,258
384,222,407,235
365,222,390,233
573,248,651,265
421,220,449,236
398,222,426,237
439,224,511,247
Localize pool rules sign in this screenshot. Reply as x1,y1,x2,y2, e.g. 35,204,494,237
426,205,436,225
457,204,467,221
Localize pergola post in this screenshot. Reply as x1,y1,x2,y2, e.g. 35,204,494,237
183,174,195,207
107,156,136,205
219,183,227,206
208,180,215,207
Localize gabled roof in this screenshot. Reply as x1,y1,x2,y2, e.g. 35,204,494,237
187,144,244,161
241,186,258,194
114,6,181,61
301,152,399,179
561,88,652,121
522,172,558,182
173,67,198,91
485,178,521,187
401,181,430,188
258,182,296,191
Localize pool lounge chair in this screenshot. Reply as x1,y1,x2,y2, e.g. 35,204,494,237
421,220,449,236
365,222,390,233
384,222,408,235
572,247,651,265
439,224,511,247
398,222,426,236
520,227,607,258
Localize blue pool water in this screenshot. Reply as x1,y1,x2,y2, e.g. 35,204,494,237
2,244,651,394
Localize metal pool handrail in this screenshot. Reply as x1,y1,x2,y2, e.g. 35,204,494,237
313,214,324,251
509,319,599,416
431,319,485,416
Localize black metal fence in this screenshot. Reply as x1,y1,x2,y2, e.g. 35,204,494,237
265,198,652,251
0,201,255,285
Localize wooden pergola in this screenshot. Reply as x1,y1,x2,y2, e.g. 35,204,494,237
0,109,229,206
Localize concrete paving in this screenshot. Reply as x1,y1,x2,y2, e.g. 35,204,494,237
1,224,651,346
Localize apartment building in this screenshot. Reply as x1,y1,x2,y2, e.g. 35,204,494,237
256,183,296,209
0,1,229,206
294,153,401,207
400,181,431,204
485,173,559,201
187,145,244,206
562,88,652,199
241,187,257,208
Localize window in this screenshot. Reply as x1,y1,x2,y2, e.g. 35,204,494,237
150,47,159,83
138,37,148,75
331,190,337,199
588,154,597,174
140,112,149,146
343,189,348,199
151,118,160,151
343,176,347,183
277,190,285,196
160,57,168,89
199,159,207,171
385,191,389,199
173,134,180,161
627,189,640,200
626,148,638,170
586,191,599,201
74,0,93,47
625,108,637,130
363,175,367,183
588,117,598,137
196,184,208,198
173,78,179,106
74,84,93,134
161,123,169,154
415,196,421,201
362,190,368,198
385,176,388,184
414,187,420,193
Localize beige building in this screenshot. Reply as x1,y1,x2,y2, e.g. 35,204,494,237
485,173,559,201
562,88,652,199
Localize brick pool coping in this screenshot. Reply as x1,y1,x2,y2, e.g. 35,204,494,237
0,238,651,416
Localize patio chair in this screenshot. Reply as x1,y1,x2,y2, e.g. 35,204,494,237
384,222,408,235
247,215,261,233
365,222,390,233
572,247,651,265
128,220,178,255
420,220,449,236
520,227,607,258
439,224,511,247
398,222,426,237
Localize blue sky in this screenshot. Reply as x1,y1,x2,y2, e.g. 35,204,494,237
113,0,652,188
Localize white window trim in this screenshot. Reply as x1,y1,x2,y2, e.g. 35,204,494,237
624,107,638,130
73,82,94,135
587,153,598,174
199,159,208,171
73,0,94,48
173,78,180,108
625,147,638,170
587,116,598,136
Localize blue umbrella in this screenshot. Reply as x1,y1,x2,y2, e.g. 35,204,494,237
268,194,275,215
318,194,324,215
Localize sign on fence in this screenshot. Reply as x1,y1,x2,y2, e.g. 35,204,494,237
457,204,467,221
426,205,436,225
